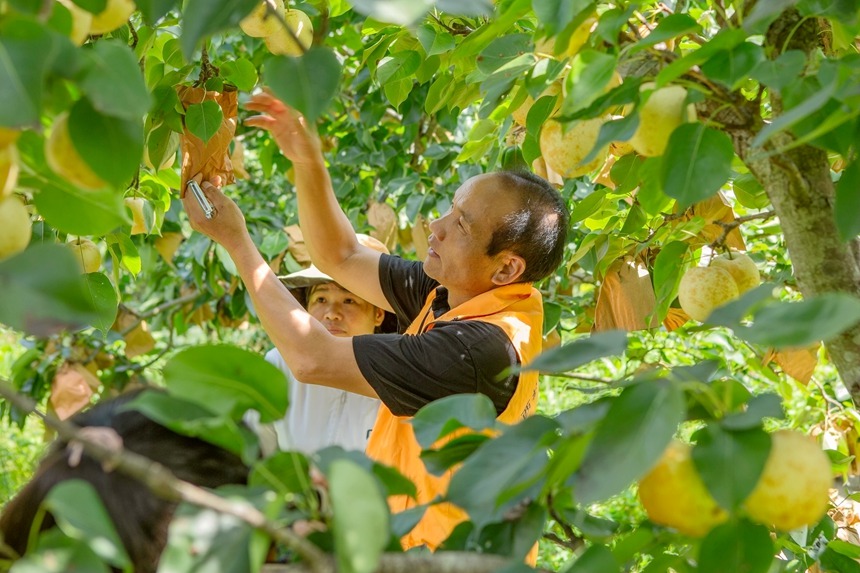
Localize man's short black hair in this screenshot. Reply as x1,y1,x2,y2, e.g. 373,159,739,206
486,170,569,284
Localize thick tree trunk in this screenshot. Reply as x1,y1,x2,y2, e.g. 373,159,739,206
698,10,860,404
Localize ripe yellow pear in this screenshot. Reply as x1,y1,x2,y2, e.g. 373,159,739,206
0,144,19,198
0,195,31,260
89,0,136,35
240,0,285,37
534,13,597,59
67,238,102,273
264,9,313,56
124,197,148,235
46,112,106,190
710,251,761,294
0,127,20,149
638,440,728,537
154,232,184,262
56,0,93,45
678,265,739,322
539,118,608,178
512,82,563,127
628,83,694,157
743,430,832,531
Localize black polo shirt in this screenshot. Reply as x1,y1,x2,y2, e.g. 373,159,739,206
353,254,520,417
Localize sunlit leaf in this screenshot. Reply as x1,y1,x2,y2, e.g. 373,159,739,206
265,47,342,122
412,393,498,449
523,330,628,374
661,124,734,210
80,41,151,120
184,100,222,145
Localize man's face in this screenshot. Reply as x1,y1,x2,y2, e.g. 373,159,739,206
306,282,384,337
424,174,521,305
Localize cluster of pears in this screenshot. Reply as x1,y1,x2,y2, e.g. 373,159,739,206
55,0,137,45
240,0,313,56
678,251,761,322
638,431,833,536
512,16,697,180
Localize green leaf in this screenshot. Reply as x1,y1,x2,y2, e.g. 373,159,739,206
573,379,685,504
349,0,433,25
376,50,422,84
629,13,700,54
265,47,343,123
80,41,151,120
33,183,127,236
416,24,456,56
184,100,223,145
566,544,620,573
692,425,770,510
657,28,746,86
69,98,143,189
420,433,490,475
0,17,61,128
739,293,860,348
720,393,784,430
220,57,258,91
661,124,734,210
836,160,860,241
0,244,102,337
477,33,532,75
562,50,619,116
744,0,799,33
705,282,776,327
83,273,118,333
329,459,389,573
249,451,312,494
179,0,260,60
531,0,585,36
135,0,181,25
9,530,110,573
162,344,289,422
412,393,498,449
447,416,558,527
652,241,689,322
700,42,764,90
750,50,806,90
523,330,627,374
698,520,774,573
751,79,837,148
126,391,260,463
44,481,131,570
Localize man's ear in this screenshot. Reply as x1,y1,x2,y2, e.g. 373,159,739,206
491,253,526,286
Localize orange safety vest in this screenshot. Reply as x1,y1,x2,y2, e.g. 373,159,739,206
365,282,543,553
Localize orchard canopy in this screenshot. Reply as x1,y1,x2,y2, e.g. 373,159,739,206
2,0,860,572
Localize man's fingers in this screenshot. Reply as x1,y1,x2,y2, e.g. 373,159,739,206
244,115,278,129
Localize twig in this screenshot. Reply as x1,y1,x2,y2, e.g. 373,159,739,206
0,378,332,573
709,209,776,249
545,493,586,551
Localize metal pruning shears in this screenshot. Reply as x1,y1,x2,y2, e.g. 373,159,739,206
186,179,216,220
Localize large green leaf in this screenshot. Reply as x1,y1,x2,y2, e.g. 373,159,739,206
9,530,110,573
698,520,774,573
329,459,389,573
739,293,860,348
692,425,770,510
477,33,532,75
0,17,62,127
522,330,628,374
135,0,181,25
125,390,260,464
44,480,130,570
566,544,620,573
249,451,312,495
80,41,151,120
661,124,734,210
0,244,101,337
652,241,689,322
184,100,222,144
573,379,685,504
82,272,118,334
562,50,620,116
69,98,143,189
220,57,258,92
33,180,127,236
348,0,433,25
179,0,259,60
265,47,343,123
412,393,498,449
835,159,860,241
162,344,289,422
447,415,558,527
750,49,806,90
629,13,700,54
700,42,764,90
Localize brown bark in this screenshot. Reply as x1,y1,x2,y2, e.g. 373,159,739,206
706,11,860,403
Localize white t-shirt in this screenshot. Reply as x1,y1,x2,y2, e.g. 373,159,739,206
254,348,381,455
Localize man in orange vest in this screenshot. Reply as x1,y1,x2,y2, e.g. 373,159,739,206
182,92,569,553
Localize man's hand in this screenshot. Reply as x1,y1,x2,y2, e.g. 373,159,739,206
181,175,248,251
245,92,323,166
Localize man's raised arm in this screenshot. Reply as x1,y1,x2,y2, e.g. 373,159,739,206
245,92,391,312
